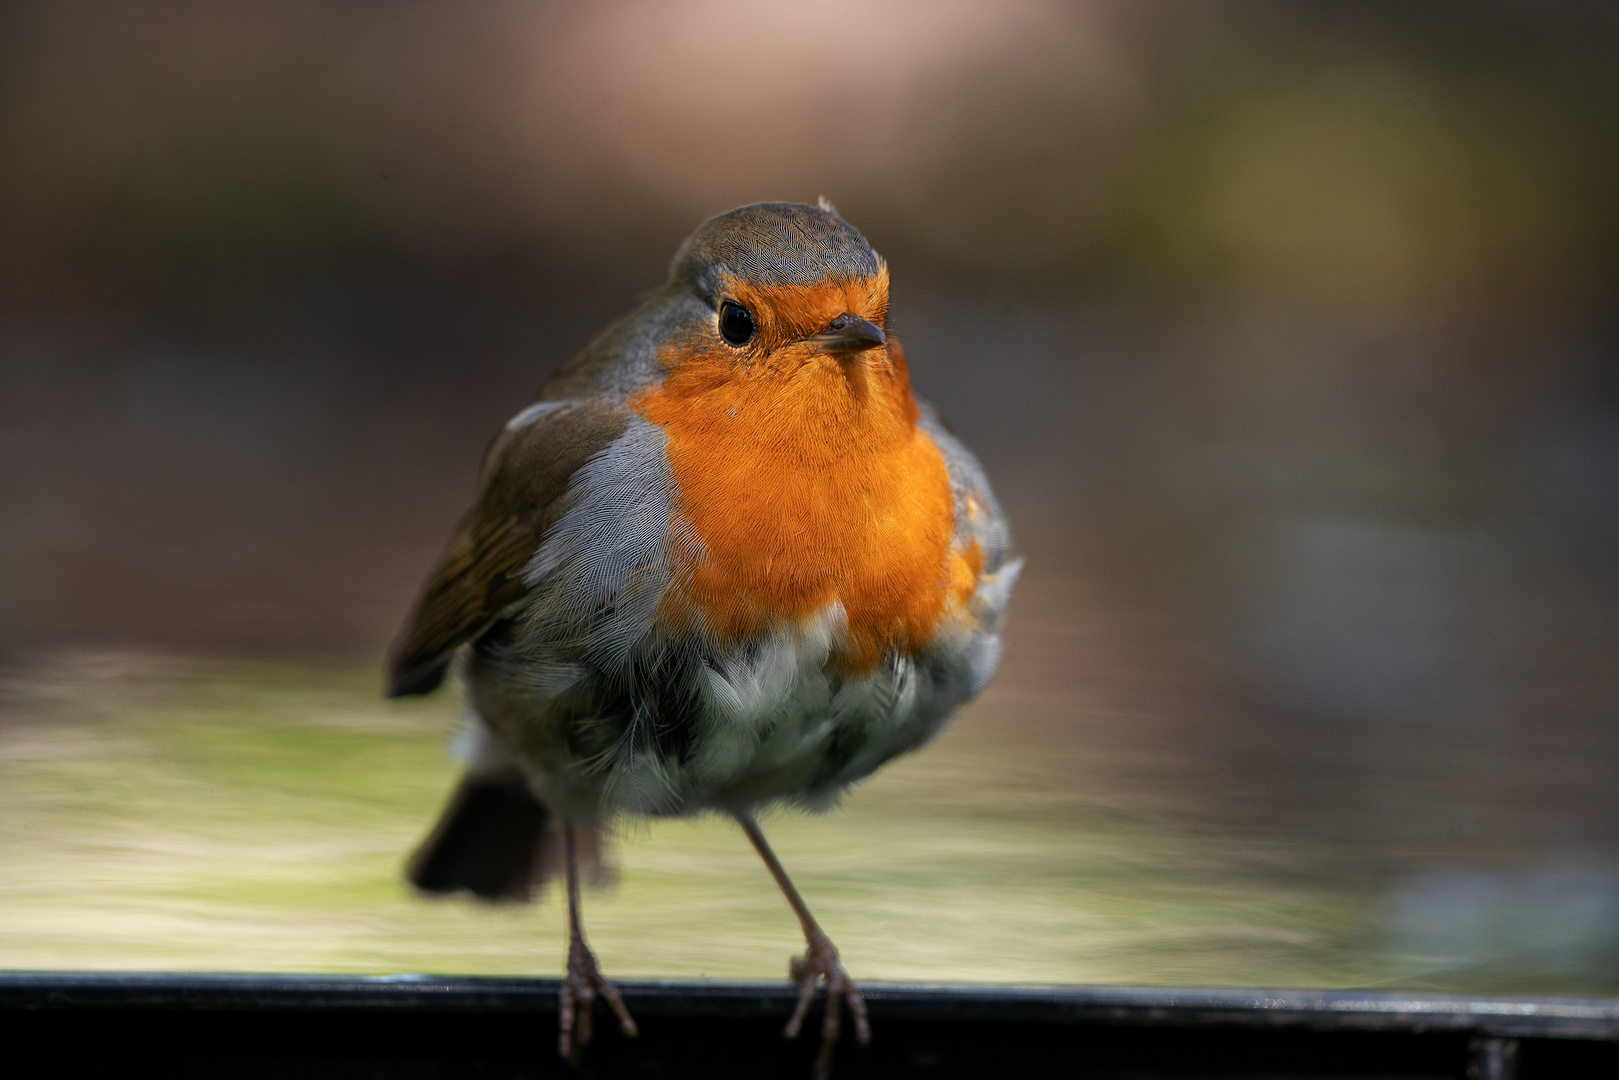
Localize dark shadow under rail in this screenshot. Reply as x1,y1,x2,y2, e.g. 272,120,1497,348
3,972,1616,1078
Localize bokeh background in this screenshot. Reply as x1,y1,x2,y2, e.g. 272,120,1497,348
3,0,1617,991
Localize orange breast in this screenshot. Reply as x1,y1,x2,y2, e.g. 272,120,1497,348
632,318,965,675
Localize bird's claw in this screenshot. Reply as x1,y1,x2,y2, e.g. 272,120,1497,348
785,932,869,1079
558,935,637,1062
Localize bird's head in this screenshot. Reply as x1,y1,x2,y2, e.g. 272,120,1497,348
663,201,895,395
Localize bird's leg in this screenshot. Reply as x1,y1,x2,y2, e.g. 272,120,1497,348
736,811,870,1078
557,818,637,1062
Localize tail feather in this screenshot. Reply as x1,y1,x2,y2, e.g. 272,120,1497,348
407,771,551,902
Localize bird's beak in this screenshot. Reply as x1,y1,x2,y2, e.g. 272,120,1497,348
805,313,886,355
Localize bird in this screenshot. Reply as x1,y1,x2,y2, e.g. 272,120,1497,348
386,199,1019,1075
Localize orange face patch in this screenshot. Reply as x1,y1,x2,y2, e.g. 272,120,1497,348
632,273,959,674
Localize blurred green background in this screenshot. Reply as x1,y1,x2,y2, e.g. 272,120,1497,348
1,1,1617,992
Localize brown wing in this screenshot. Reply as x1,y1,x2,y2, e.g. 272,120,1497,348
386,399,630,697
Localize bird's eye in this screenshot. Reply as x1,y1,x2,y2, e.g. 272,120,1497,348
718,300,755,346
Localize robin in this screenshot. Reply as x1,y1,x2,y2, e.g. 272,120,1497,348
387,200,1019,1075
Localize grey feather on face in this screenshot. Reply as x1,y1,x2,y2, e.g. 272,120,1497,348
668,201,883,301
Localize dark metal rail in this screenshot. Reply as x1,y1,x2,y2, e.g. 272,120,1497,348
4,972,1616,1078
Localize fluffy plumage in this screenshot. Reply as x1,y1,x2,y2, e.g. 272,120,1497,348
388,201,1019,1067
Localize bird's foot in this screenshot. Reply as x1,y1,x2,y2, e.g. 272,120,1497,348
558,933,637,1062
785,930,870,1080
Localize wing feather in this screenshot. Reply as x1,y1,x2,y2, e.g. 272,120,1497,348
386,399,630,697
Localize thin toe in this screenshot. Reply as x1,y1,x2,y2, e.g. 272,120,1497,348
558,945,638,1061
557,982,578,1059
783,940,867,1078
821,978,844,1045
785,965,818,1040
598,975,639,1038
845,981,871,1045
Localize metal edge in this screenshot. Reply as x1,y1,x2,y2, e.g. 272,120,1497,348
2,972,1616,1041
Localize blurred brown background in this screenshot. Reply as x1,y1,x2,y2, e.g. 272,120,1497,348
2,1,1617,985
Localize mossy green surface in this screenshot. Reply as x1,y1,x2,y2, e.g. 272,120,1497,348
0,651,1608,992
